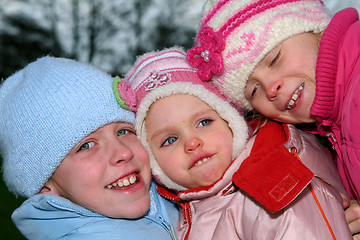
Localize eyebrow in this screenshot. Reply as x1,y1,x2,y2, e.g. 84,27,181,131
149,124,174,142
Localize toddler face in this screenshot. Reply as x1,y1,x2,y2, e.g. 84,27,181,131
45,122,151,219
245,33,320,124
145,94,233,189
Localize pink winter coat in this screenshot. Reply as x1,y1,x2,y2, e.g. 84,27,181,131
157,121,352,240
311,8,360,201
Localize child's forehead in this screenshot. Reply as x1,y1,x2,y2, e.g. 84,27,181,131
146,94,223,125
150,93,210,111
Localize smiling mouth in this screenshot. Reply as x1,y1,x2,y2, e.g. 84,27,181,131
106,173,137,189
286,83,304,110
192,156,211,168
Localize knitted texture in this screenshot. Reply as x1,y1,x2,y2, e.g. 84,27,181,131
187,0,331,110
114,47,249,192
0,57,135,198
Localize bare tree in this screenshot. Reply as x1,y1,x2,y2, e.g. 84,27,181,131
71,0,80,59
0,0,202,78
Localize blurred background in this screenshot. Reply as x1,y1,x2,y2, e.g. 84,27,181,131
1,0,359,239
0,0,205,79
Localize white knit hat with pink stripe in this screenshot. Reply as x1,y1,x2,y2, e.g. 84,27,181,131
187,0,331,110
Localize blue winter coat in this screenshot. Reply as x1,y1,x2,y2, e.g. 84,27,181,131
12,183,178,240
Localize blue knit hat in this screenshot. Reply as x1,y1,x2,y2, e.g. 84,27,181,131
0,56,135,198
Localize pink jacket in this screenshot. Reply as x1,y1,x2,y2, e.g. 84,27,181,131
311,8,360,201
157,122,352,240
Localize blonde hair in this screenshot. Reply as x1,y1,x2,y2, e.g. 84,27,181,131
246,111,269,136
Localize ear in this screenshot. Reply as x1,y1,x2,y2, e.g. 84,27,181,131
38,186,51,194
38,179,60,195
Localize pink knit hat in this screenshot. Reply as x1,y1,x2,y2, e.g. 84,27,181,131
113,47,249,191
187,0,331,110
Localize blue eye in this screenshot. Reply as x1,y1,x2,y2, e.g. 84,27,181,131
162,136,178,147
117,129,135,136
79,142,95,151
198,119,212,127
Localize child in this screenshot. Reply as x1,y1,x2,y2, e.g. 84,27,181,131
187,0,360,203
0,56,178,240
114,47,352,239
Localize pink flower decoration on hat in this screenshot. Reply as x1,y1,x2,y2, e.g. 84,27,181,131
113,77,137,112
187,26,225,81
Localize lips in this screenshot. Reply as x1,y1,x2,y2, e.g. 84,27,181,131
106,173,138,189
190,154,213,168
286,83,304,110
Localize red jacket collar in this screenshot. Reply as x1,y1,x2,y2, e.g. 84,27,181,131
232,121,314,212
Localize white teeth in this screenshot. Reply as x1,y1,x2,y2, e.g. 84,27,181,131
123,179,130,186
287,83,304,110
106,174,137,189
129,175,136,184
292,93,299,101
195,157,210,166
117,181,123,187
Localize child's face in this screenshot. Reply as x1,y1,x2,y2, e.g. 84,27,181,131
46,122,151,219
245,33,319,124
145,94,233,189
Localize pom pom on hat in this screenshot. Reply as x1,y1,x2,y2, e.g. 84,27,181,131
0,56,135,198
114,47,249,192
188,0,331,110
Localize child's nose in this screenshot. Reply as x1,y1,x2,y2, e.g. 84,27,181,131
265,80,282,101
185,136,203,153
112,141,134,165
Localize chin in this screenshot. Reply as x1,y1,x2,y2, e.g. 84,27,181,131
109,205,150,219
130,197,151,218
125,205,150,219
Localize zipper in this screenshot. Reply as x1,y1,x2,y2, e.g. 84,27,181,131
156,185,190,240
156,214,177,240
289,146,336,239
180,202,192,240
328,133,337,150
149,184,178,240
168,225,177,240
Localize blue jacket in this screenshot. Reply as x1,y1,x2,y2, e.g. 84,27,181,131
12,183,178,240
